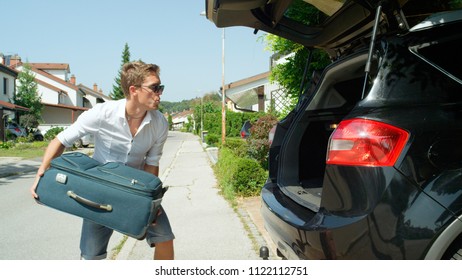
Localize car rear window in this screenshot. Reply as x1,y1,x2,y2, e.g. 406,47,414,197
413,35,462,83
368,34,462,104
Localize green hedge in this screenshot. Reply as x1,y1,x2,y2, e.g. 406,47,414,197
215,147,267,199
203,111,266,138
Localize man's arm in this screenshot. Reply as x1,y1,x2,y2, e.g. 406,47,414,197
30,137,66,198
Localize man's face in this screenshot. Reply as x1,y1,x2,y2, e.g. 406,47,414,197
135,74,164,110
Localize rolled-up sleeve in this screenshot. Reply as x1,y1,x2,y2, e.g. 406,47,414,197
57,105,102,147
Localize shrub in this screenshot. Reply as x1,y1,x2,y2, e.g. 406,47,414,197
205,133,219,146
222,137,248,157
247,114,278,169
44,127,64,141
215,148,267,198
0,141,13,149
231,157,267,196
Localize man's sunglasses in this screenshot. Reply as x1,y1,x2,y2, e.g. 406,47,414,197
140,84,165,94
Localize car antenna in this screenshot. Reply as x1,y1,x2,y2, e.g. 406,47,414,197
361,3,383,99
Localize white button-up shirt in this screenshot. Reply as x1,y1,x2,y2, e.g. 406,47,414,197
57,99,168,169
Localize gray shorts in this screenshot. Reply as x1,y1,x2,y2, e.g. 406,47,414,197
79,206,175,260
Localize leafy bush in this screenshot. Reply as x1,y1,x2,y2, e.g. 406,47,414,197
247,114,278,169
44,127,64,141
0,141,14,149
215,148,267,199
232,157,267,196
205,133,220,146
222,137,248,158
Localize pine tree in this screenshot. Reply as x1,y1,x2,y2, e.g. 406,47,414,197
14,63,43,122
110,43,131,100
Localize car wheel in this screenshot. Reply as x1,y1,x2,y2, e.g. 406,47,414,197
442,234,462,260
74,139,83,148
451,248,462,260
34,135,44,141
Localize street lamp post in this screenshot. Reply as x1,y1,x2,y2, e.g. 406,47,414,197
200,11,226,144
221,28,226,145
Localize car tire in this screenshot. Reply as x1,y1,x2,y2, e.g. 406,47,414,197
74,139,83,148
34,135,44,141
451,248,462,260
442,234,462,260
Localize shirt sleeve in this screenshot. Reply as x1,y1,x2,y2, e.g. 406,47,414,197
145,113,169,167
57,104,102,147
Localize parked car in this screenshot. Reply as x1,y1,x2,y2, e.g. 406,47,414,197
74,134,94,148
206,0,462,259
5,121,44,141
240,120,252,139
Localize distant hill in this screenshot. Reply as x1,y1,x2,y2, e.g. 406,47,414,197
160,92,221,115
160,100,193,114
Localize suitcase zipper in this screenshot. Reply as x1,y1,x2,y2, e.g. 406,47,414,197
50,164,158,197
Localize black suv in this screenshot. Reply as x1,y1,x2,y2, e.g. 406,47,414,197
206,0,462,259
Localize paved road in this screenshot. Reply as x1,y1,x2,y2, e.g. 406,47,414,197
0,131,272,260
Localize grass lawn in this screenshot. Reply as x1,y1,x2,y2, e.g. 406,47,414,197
0,141,48,159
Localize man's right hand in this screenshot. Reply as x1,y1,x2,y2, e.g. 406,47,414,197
30,170,45,199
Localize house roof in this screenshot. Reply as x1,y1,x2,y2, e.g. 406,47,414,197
0,100,29,111
224,71,270,90
30,66,79,91
0,63,18,77
29,63,70,72
223,71,270,108
78,84,110,100
35,78,68,95
42,102,88,111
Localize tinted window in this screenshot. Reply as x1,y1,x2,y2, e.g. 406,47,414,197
367,35,462,104
414,35,462,82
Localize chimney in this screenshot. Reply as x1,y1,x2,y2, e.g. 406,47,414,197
9,54,21,67
93,83,98,92
70,75,76,85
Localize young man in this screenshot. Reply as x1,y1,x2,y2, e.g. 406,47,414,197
30,61,174,260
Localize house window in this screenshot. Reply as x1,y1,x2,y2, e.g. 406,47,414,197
58,92,66,104
3,78,7,95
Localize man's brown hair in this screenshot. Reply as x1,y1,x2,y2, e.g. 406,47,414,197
121,61,160,98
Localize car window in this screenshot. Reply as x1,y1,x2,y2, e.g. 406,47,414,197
368,35,462,104
413,35,462,83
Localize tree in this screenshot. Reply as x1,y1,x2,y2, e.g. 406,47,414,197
263,1,330,113
14,63,43,128
110,43,131,100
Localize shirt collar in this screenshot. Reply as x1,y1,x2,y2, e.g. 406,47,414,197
116,99,127,119
117,98,153,123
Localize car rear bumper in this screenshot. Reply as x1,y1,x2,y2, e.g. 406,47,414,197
261,174,453,259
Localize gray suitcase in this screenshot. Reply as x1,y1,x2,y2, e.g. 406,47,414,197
36,152,165,239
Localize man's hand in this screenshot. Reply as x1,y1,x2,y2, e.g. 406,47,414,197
30,169,45,199
30,137,66,199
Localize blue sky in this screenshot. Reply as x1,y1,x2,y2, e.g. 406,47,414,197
3,0,272,102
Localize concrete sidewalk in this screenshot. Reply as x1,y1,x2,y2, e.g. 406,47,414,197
114,132,277,260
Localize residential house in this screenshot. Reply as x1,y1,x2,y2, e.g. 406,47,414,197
0,62,29,141
10,57,110,134
223,53,293,114
224,71,289,113
171,110,194,131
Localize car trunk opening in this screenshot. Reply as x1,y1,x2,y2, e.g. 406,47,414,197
277,52,373,212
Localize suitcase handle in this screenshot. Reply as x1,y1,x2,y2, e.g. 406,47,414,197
67,191,113,212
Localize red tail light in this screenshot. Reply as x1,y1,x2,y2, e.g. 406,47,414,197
326,119,409,167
